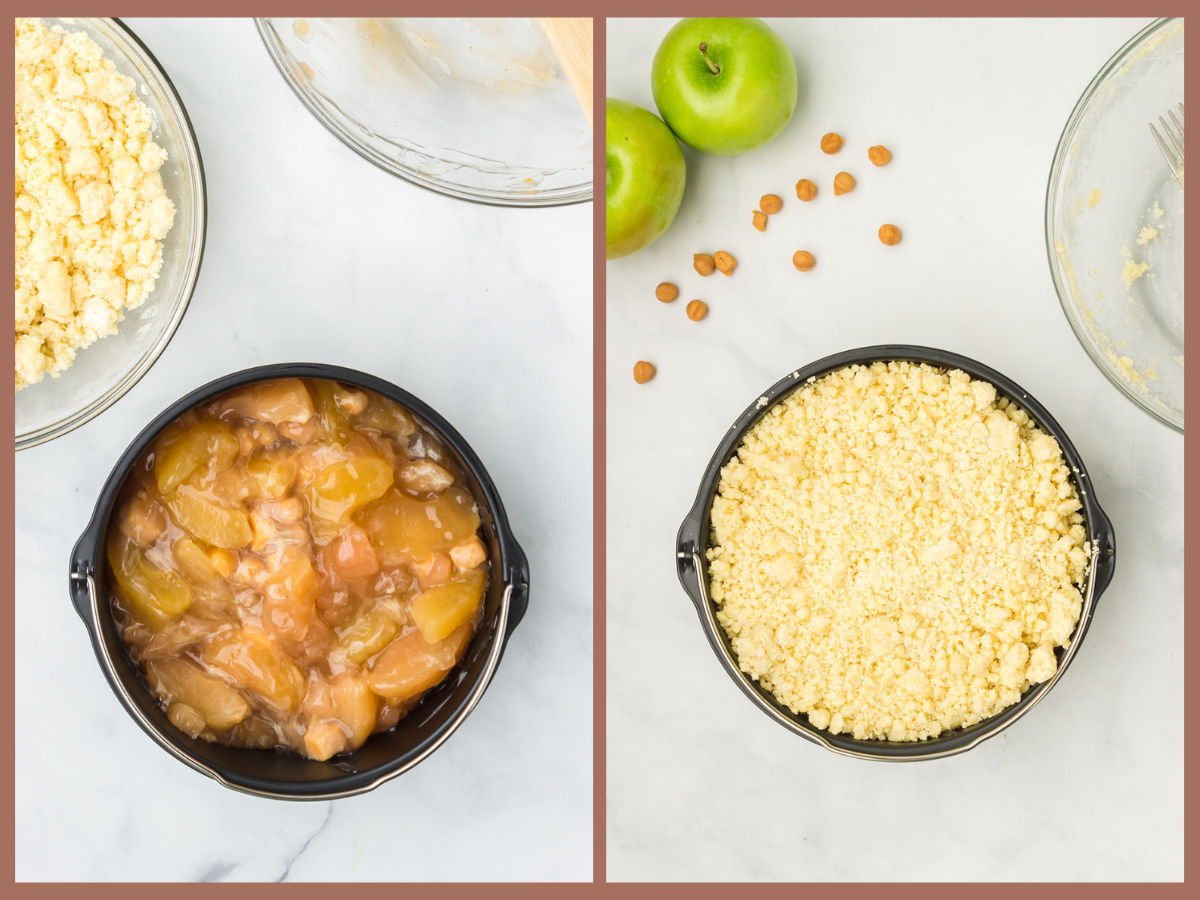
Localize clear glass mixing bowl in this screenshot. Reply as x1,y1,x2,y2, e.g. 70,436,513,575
255,17,592,207
1046,17,1184,432
16,18,207,451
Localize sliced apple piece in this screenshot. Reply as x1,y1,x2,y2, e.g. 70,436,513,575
305,455,393,543
364,489,480,566
366,624,472,702
261,550,319,642
202,627,306,711
149,658,249,731
246,447,298,501
336,602,401,665
107,532,192,624
410,569,486,643
311,379,354,444
326,524,380,579
331,674,378,750
216,378,315,425
164,487,252,549
116,495,167,547
155,419,239,495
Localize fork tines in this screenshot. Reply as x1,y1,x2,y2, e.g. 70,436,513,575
1151,102,1185,188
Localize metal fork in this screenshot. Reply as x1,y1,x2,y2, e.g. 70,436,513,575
1150,102,1184,188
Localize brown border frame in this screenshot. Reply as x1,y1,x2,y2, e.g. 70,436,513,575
8,4,1193,890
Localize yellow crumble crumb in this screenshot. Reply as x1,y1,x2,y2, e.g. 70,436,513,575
707,362,1089,742
14,17,176,391
1120,246,1150,288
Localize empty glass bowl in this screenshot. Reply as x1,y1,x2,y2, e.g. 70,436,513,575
16,18,207,451
255,17,592,206
1046,17,1184,432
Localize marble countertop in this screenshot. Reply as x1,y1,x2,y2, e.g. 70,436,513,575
16,18,592,882
605,18,1182,882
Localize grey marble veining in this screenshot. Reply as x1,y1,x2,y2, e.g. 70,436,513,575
605,17,1182,882
16,17,592,882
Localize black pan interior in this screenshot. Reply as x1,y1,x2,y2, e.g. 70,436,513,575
677,345,1115,760
71,364,528,797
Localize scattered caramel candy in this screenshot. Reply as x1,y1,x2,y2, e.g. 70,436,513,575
760,194,783,215
714,251,737,276
694,253,716,276
820,132,843,154
879,224,901,245
752,210,767,232
686,300,708,321
868,145,892,166
833,172,855,195
633,360,656,384
656,282,679,303
793,251,816,272
795,179,816,202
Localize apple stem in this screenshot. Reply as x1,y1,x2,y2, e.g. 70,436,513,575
698,42,721,76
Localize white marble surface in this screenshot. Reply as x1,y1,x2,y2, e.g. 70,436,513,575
606,18,1182,882
15,18,592,882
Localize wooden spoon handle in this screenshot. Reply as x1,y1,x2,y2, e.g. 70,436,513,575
537,17,593,130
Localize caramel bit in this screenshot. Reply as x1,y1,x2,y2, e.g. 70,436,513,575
686,300,708,321
655,282,679,303
760,194,783,215
714,251,737,276
833,172,855,195
693,253,716,276
879,224,901,246
820,132,843,154
793,251,815,272
795,179,816,202
752,210,767,232
633,361,656,384
868,145,891,166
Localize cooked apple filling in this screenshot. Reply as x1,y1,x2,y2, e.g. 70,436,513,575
105,378,488,761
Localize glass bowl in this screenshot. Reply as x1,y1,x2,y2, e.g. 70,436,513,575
16,17,207,451
1046,17,1184,433
255,17,592,207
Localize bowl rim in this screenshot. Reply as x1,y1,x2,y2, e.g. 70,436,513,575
675,345,1117,762
16,17,209,451
69,364,530,799
252,17,593,209
1044,16,1184,434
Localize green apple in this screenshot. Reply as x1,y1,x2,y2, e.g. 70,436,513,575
606,98,687,260
651,18,797,156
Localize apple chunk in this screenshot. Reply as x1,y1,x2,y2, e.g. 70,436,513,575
367,625,473,702
216,378,315,425
148,659,249,731
410,569,486,644
202,628,306,711
363,490,481,566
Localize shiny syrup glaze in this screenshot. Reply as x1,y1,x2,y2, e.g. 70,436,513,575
106,378,488,760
